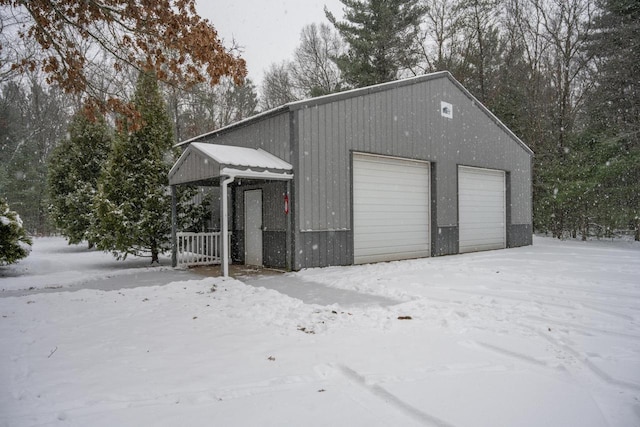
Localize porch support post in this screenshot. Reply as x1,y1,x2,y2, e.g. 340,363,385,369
220,175,235,277
171,185,177,268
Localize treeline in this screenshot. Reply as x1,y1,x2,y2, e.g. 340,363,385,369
0,0,638,244
0,73,259,236
262,0,639,240
46,72,212,262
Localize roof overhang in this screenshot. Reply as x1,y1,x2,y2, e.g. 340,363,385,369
168,143,293,186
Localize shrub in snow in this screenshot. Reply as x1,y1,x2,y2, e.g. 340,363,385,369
0,198,33,265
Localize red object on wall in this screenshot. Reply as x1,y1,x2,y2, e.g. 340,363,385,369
284,193,290,215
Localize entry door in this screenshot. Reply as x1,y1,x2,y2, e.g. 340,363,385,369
244,190,263,266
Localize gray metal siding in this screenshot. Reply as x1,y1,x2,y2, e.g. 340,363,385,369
169,149,220,185
294,77,532,233
435,226,459,255
295,230,352,269
509,224,533,247
263,231,287,268
196,112,291,163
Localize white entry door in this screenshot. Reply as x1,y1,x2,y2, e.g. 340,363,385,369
244,190,263,266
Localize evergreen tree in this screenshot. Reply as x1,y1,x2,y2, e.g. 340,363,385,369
48,111,112,247
586,0,639,137
0,198,32,265
326,0,426,87
92,71,175,263
0,80,71,234
581,0,640,239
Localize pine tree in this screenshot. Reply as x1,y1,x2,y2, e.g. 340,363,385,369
581,0,640,239
0,198,32,265
0,80,71,234
326,0,426,87
48,111,112,247
92,71,175,263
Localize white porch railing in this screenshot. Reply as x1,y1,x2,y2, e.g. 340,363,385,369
176,232,230,268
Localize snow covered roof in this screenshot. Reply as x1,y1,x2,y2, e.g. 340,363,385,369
168,142,293,185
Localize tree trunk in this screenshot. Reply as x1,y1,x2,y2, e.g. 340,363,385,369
151,239,159,264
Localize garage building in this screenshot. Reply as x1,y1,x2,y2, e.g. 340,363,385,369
169,71,533,272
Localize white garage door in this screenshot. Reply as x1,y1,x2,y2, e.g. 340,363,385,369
353,154,430,264
458,166,506,253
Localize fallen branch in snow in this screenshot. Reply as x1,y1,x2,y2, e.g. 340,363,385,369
48,346,58,358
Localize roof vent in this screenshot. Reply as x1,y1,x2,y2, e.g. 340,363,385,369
441,101,453,119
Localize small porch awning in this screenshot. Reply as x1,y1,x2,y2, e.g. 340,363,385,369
169,142,293,277
169,142,293,186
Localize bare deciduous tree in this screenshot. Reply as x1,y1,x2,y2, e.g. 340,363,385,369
290,23,344,97
0,0,247,123
260,62,298,110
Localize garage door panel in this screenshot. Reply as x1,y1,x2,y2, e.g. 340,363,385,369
356,206,429,216
356,248,431,259
354,154,430,264
355,221,429,231
461,230,505,241
355,228,430,243
461,242,502,252
459,166,506,253
460,192,504,201
356,195,431,206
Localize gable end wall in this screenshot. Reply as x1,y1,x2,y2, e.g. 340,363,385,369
293,76,532,259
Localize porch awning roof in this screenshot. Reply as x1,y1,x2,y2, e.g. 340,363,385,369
168,143,293,185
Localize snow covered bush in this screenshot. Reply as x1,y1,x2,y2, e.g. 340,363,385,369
0,198,33,265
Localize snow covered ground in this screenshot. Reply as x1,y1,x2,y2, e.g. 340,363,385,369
1,236,639,426
0,237,177,293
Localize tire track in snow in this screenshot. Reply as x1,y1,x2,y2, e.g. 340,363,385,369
525,314,640,341
337,364,457,427
577,303,636,321
524,281,640,301
528,291,640,314
447,288,575,310
447,287,639,322
520,324,640,393
460,340,548,367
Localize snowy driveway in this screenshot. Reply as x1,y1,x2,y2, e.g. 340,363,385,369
1,236,639,426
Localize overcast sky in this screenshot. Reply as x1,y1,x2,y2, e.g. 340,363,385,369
195,0,344,88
